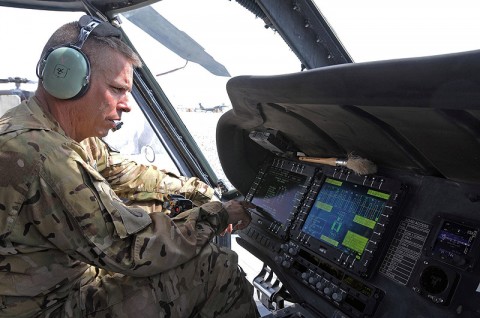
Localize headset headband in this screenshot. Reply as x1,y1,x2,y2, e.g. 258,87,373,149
73,18,101,49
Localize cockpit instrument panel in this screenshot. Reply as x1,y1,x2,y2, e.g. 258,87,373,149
240,155,480,317
245,156,406,277
242,156,406,317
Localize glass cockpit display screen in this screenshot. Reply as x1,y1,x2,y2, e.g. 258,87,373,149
302,178,390,259
251,166,308,224
432,220,478,263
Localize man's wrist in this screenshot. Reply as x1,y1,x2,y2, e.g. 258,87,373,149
200,201,229,234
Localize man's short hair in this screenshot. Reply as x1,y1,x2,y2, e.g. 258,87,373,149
40,19,142,71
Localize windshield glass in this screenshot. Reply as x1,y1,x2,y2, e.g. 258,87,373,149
119,0,301,187
314,0,480,62
123,0,301,107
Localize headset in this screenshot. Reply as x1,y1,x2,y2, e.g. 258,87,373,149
36,15,121,100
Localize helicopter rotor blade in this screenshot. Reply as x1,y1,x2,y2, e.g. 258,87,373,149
0,77,37,84
123,6,230,77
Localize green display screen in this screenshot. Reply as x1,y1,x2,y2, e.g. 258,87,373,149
302,178,390,259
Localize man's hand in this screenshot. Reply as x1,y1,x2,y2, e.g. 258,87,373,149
220,200,255,235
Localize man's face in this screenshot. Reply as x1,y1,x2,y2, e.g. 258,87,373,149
74,49,134,140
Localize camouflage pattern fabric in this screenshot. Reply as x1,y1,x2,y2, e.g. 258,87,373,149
0,98,259,317
80,137,218,208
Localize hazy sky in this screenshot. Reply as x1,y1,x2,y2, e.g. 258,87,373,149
318,0,480,62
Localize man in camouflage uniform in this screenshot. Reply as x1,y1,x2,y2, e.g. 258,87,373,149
0,16,259,317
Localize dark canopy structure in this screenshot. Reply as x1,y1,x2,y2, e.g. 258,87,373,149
218,50,480,194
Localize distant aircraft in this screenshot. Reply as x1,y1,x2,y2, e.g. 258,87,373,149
197,102,227,113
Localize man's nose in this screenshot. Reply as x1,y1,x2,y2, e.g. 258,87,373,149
117,94,132,113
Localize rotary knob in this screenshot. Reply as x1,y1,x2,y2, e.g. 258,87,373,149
323,286,333,296
332,291,344,302
288,246,299,255
316,281,325,290
281,260,291,268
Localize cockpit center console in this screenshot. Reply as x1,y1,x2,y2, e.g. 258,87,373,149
238,156,480,318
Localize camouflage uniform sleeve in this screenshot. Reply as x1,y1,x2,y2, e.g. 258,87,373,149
81,137,217,206
35,143,229,276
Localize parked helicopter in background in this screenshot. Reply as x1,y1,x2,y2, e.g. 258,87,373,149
0,77,36,101
1,1,480,317
0,77,36,116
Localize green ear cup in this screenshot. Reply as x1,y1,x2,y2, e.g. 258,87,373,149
42,46,90,100
37,15,121,100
